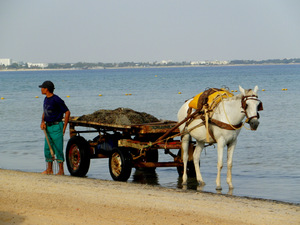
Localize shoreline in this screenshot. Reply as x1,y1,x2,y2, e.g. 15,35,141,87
1,168,298,206
0,169,299,224
1,63,300,72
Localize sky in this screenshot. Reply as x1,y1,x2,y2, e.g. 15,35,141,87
1,0,299,63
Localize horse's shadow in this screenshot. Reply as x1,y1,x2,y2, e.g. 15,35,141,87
177,177,199,190
177,177,234,195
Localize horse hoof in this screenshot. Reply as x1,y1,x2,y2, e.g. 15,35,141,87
197,185,204,191
199,181,206,186
227,189,233,195
216,186,222,191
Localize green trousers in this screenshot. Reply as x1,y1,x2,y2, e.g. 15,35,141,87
44,122,64,163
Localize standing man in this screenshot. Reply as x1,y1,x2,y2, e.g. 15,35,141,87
39,81,70,175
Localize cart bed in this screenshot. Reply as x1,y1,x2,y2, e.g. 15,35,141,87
68,116,180,136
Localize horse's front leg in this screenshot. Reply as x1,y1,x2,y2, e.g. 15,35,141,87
181,134,190,185
226,140,237,189
216,139,225,190
193,142,205,185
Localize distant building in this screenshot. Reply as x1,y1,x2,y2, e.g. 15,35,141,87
0,58,12,66
190,60,229,66
160,60,172,65
191,61,206,65
27,62,48,68
208,60,229,65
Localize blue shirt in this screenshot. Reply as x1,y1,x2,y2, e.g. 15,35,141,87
43,94,69,123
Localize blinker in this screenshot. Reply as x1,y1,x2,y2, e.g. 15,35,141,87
258,102,263,111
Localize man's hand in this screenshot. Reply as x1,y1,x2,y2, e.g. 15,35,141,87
40,122,46,130
41,113,46,130
63,110,71,136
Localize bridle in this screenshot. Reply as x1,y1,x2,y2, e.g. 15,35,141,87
241,95,263,123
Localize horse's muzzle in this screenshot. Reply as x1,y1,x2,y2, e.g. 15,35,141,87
249,118,260,130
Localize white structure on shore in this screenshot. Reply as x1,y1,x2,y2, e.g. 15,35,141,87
191,60,229,65
0,58,12,66
27,62,48,68
159,60,172,65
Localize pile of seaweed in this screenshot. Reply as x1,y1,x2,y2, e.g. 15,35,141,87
78,108,160,125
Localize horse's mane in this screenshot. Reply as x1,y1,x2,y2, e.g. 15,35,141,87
224,89,256,102
244,89,257,96
187,88,256,104
224,93,242,101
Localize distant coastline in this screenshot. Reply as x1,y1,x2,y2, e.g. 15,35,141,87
1,62,300,72
1,58,300,71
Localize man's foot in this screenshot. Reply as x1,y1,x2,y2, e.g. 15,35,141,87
56,171,64,175
41,170,53,175
56,162,64,175
42,162,53,175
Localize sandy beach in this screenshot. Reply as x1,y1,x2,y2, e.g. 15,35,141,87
0,169,299,225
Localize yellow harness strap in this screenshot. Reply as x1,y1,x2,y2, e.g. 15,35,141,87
189,90,233,110
188,88,234,142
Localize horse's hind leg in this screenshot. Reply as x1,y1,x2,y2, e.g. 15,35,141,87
226,140,236,189
194,141,205,185
181,134,190,185
216,140,225,190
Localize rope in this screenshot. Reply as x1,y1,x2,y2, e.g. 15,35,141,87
142,89,236,151
242,123,252,130
139,121,205,155
136,88,252,159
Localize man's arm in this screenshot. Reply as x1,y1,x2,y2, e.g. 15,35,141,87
63,110,70,135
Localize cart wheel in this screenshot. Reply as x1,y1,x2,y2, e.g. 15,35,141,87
176,149,197,178
109,148,132,181
66,136,90,177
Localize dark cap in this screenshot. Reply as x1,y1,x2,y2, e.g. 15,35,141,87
39,81,55,90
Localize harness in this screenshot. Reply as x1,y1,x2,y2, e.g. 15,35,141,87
184,88,263,143
241,95,263,123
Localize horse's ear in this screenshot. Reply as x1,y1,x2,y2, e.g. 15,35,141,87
253,85,258,95
239,85,245,96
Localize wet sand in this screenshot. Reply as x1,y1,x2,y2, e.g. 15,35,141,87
0,169,299,225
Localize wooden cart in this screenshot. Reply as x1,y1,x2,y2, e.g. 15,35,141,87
66,117,195,181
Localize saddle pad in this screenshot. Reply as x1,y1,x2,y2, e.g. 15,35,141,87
189,90,233,110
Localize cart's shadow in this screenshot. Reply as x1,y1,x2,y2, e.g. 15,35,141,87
132,169,159,185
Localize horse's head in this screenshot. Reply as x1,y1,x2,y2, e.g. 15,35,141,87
239,85,263,130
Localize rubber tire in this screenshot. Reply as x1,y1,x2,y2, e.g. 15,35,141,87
66,136,91,177
109,148,132,181
176,149,197,178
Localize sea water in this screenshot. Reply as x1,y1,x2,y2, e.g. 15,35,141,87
0,65,299,204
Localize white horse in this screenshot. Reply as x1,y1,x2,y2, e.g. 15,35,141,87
177,86,263,190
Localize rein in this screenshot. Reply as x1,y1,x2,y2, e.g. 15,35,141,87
210,118,243,130
134,90,263,157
